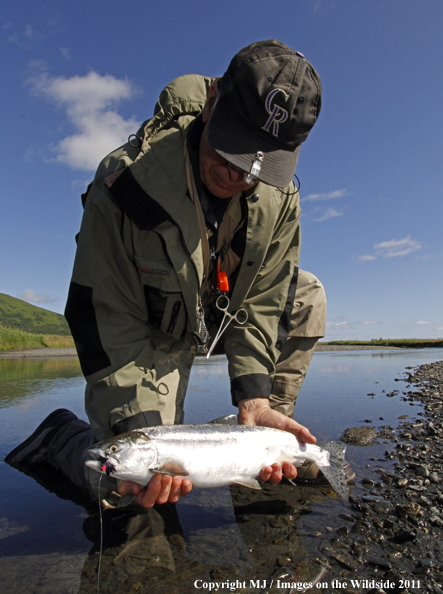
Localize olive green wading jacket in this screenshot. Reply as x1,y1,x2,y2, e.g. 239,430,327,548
65,74,301,439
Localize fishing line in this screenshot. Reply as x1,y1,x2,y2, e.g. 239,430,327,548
97,473,104,594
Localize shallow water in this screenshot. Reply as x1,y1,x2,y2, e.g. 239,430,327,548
0,348,442,593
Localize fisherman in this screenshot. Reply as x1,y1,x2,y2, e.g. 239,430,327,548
7,40,339,508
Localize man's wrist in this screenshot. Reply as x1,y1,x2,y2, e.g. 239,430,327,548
238,397,270,411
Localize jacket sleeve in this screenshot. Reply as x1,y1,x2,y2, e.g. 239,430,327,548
223,184,301,405
65,170,164,440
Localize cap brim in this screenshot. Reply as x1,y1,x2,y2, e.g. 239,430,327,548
208,98,301,188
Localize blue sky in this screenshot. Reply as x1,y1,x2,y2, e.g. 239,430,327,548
1,0,442,340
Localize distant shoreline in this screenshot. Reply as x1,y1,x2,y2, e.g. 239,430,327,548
0,347,78,358
0,343,406,359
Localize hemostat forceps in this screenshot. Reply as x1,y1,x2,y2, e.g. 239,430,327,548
206,295,248,359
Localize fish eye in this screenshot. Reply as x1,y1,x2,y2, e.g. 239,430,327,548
109,444,118,453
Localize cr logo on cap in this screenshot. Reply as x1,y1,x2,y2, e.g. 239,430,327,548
262,88,289,137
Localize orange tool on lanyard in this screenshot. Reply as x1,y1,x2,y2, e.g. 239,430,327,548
216,258,229,293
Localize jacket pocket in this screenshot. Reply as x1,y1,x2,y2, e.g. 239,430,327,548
135,257,187,340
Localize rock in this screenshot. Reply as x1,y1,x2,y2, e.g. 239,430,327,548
337,526,350,536
339,514,355,522
340,427,377,446
372,500,393,513
396,502,422,518
362,477,375,487
329,551,359,571
392,528,416,543
429,515,442,526
368,556,392,570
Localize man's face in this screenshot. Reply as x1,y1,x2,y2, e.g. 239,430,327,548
199,122,258,199
199,87,259,199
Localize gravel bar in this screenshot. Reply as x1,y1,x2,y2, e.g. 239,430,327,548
314,358,443,592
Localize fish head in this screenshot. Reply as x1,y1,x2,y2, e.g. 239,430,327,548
85,430,157,484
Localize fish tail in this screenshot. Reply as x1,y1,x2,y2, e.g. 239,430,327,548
317,441,349,502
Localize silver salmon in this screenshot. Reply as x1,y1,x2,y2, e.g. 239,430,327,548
85,424,349,501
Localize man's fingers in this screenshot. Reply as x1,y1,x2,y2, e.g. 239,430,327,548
259,463,283,484
258,465,273,482
282,461,297,480
135,474,162,508
269,462,283,484
168,476,181,503
285,417,316,444
131,475,193,508
238,399,317,444
180,479,192,497
156,475,173,504
298,425,317,444
259,462,297,484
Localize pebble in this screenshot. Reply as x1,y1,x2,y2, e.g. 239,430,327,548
329,551,359,571
368,556,392,569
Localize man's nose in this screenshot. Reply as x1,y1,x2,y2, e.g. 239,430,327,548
226,162,246,183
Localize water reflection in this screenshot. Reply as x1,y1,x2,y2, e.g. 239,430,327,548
0,356,85,453
0,357,82,409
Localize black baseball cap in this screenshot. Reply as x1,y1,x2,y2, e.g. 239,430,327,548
208,39,322,188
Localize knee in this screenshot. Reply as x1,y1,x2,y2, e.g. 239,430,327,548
297,270,325,299
292,270,327,337
298,271,326,308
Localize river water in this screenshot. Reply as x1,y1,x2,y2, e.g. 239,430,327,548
0,348,442,593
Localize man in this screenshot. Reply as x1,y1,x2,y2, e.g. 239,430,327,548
6,40,329,508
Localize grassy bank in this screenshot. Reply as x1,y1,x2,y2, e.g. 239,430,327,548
0,293,71,336
323,338,443,349
0,325,74,351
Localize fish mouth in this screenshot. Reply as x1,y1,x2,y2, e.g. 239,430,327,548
86,450,117,476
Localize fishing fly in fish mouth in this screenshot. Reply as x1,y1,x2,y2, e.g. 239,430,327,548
86,423,349,502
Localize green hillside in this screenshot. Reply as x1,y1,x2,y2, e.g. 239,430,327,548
0,293,71,336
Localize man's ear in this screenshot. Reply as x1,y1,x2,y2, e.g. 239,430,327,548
201,82,219,124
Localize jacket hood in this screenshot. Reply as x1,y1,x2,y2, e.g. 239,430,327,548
137,75,216,142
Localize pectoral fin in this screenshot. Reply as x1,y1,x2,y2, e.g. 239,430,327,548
232,477,262,490
149,460,189,476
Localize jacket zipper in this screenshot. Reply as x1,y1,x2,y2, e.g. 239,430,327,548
173,221,209,353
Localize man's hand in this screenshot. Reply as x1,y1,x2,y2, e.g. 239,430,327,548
117,475,192,509
238,397,316,485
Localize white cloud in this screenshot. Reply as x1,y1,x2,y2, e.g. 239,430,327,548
416,321,431,325
326,321,352,330
18,289,55,305
27,69,140,171
303,189,349,202
374,236,422,258
359,235,422,261
327,319,383,332
313,207,343,223
6,23,45,48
